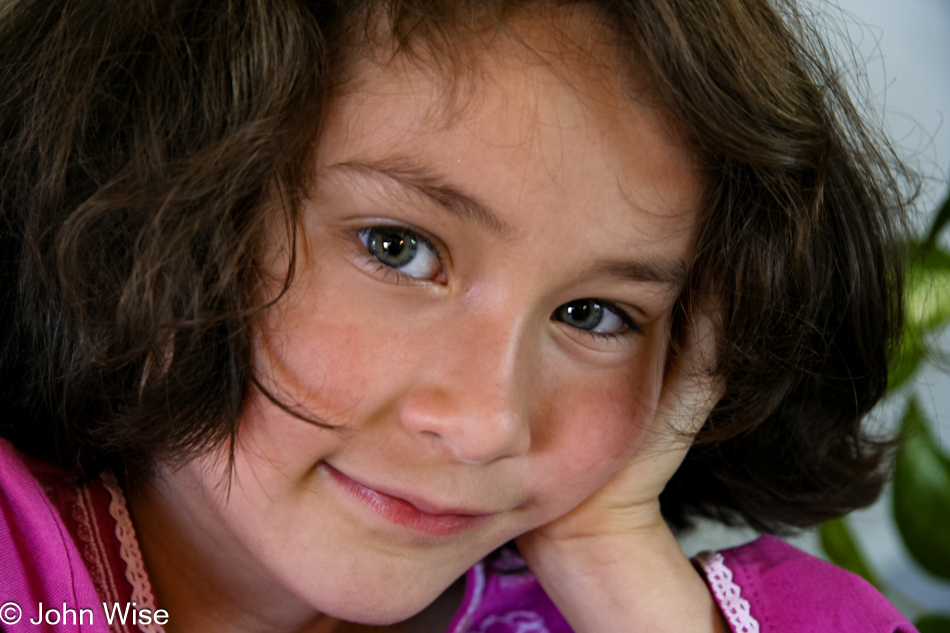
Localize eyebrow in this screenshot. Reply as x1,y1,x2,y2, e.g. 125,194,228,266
330,158,688,288
590,258,688,288
331,159,513,236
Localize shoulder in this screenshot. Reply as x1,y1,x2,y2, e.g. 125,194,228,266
0,437,107,631
697,534,918,633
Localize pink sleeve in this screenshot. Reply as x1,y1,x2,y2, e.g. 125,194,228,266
718,535,917,633
0,439,108,632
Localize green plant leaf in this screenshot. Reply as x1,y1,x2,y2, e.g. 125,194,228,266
925,190,950,248
887,244,950,392
893,399,950,581
819,518,880,588
914,241,950,272
916,615,950,633
888,340,925,392
906,246,950,333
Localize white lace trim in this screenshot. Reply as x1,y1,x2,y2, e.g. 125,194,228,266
102,472,166,633
698,552,759,633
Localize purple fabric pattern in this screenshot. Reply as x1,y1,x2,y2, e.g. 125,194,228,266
446,548,570,633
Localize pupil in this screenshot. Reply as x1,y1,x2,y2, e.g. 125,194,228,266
559,300,603,330
382,237,404,257
370,228,416,268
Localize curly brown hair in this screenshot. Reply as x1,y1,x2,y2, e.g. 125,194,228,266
0,0,910,533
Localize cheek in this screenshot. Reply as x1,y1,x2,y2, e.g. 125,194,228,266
526,346,666,518
558,386,651,475
235,296,395,478
254,271,410,429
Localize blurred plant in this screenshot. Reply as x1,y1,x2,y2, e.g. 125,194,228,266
820,189,950,631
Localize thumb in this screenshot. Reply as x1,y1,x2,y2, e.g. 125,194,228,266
637,307,723,472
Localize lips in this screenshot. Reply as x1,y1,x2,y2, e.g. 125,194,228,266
325,464,493,536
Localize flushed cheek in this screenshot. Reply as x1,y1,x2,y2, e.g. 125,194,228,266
528,379,657,518
256,276,413,429
237,320,406,481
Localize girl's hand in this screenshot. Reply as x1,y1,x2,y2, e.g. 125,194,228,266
516,311,727,633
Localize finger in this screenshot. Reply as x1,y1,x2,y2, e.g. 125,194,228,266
639,306,723,460
663,306,723,434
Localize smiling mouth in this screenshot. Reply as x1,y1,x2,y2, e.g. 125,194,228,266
324,464,494,537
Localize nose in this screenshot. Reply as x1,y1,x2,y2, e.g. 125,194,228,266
398,308,534,464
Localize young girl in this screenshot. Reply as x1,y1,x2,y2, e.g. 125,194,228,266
0,0,916,631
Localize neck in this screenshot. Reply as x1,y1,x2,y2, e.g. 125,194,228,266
128,472,341,633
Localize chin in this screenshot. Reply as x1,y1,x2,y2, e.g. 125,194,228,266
286,552,465,626
321,583,447,626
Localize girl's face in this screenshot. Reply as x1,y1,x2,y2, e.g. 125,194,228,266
144,13,700,628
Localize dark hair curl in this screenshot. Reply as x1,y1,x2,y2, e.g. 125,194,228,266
0,0,910,533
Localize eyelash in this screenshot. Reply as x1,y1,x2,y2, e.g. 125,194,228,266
365,258,433,285
354,224,642,340
553,298,642,342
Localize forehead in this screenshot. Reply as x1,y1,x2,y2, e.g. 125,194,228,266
320,5,700,241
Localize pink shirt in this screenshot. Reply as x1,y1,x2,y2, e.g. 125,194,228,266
0,439,106,632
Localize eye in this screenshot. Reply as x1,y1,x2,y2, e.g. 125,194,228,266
357,226,442,280
552,299,637,336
